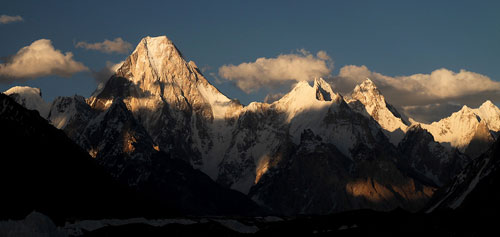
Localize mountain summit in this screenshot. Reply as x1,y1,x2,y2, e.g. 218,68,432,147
346,78,408,144
89,35,237,120
416,103,497,157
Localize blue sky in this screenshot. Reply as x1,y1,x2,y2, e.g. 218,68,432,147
1,0,499,115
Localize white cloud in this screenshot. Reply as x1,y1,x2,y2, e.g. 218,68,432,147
75,37,132,54
91,61,124,85
332,65,500,107
0,39,88,83
218,50,333,93
0,15,23,24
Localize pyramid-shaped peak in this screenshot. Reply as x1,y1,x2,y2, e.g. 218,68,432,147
132,35,183,61
112,34,189,84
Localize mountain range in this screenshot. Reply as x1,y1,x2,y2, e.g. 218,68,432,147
3,35,500,221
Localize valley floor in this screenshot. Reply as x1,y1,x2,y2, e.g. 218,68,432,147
1,209,497,236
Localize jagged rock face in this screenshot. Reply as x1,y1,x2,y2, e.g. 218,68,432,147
250,129,434,215
216,101,288,193
398,125,470,187
224,80,434,214
216,79,407,198
79,98,158,186
464,121,495,158
0,93,166,221
426,137,500,214
346,79,408,145
0,93,262,217
47,95,96,140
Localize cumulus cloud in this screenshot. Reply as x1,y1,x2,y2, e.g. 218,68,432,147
0,39,88,83
330,65,500,122
0,15,23,24
218,50,333,93
76,37,132,54
91,61,124,85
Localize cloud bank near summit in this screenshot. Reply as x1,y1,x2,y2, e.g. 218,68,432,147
218,50,333,93
331,65,500,122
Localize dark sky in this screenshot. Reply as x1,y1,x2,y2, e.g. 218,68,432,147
0,0,499,110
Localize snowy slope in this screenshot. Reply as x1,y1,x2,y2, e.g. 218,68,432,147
426,138,500,213
273,79,344,144
398,124,470,187
47,95,93,130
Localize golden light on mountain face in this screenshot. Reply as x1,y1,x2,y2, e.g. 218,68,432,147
123,132,137,153
255,155,271,184
346,178,435,204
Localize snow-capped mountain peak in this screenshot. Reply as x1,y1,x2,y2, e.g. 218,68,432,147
127,35,183,78
349,78,389,116
417,103,494,154
47,95,89,129
273,78,342,122
473,100,500,131
3,86,50,118
347,78,407,144
89,35,237,119
480,100,495,109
